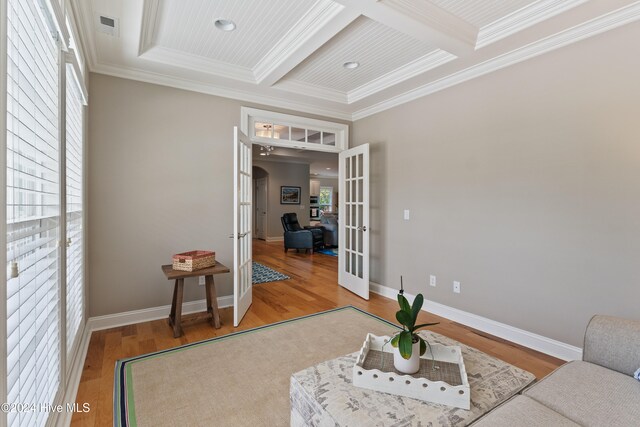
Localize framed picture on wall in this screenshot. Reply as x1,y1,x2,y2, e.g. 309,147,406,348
281,186,301,204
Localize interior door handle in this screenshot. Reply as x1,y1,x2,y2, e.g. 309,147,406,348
357,226,367,232
237,232,248,239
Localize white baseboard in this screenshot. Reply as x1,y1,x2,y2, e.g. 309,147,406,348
87,295,234,331
370,282,582,361
265,236,284,242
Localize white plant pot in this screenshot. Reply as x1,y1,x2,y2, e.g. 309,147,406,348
393,340,421,374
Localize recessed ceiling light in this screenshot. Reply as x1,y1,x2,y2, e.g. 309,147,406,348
343,61,359,69
214,19,236,31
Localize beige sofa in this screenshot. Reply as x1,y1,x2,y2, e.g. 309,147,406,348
474,315,640,426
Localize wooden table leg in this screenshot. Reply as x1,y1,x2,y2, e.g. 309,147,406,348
172,278,184,338
205,275,221,329
168,279,178,327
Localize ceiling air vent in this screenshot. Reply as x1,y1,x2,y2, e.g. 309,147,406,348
97,14,119,37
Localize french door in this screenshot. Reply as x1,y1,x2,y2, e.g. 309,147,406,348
338,144,370,299
233,127,253,326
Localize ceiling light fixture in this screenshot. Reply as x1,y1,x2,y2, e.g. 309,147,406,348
259,145,275,156
256,124,279,139
214,19,236,31
343,61,359,69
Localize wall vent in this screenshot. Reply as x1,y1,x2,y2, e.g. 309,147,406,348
97,14,119,37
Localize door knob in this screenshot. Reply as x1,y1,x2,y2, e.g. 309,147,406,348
357,226,367,232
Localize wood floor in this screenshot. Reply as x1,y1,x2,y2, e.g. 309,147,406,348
72,240,564,426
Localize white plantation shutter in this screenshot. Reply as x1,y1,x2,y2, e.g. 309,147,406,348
5,0,61,425
65,64,84,361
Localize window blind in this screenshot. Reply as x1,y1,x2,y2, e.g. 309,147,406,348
6,0,61,425
65,64,83,360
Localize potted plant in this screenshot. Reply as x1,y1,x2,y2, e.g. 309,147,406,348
390,280,439,374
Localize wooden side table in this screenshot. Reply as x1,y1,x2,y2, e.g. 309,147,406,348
161,262,230,338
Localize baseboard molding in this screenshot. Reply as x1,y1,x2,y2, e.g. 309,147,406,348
370,282,582,361
87,295,234,331
265,236,284,242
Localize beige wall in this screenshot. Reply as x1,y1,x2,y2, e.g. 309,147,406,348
253,160,310,239
88,73,348,317
352,23,640,347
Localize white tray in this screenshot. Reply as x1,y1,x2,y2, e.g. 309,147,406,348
352,333,470,410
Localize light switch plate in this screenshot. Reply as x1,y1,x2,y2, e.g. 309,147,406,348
199,276,205,286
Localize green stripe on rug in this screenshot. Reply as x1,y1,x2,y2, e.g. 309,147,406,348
114,306,400,427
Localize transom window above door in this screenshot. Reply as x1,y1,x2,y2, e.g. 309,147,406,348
241,107,348,152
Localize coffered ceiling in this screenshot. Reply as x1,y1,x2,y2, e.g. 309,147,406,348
70,0,640,121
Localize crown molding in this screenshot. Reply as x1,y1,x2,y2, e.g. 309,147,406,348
352,2,640,121
69,0,98,70
91,62,353,121
275,80,348,104
140,46,256,83
477,0,589,48
253,1,359,87
347,49,456,103
138,0,160,55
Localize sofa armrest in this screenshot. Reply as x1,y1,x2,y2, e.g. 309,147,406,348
321,223,337,233
583,315,640,376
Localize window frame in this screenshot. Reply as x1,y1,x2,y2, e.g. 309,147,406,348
319,186,334,213
0,0,89,424
240,107,349,153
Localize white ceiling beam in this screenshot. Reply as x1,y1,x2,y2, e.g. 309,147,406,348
334,0,478,55
138,0,160,56
254,1,360,87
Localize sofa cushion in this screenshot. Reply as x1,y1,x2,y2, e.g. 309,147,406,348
472,395,579,426
524,361,640,427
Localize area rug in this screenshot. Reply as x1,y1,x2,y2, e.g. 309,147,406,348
114,307,535,427
317,247,338,256
252,262,290,284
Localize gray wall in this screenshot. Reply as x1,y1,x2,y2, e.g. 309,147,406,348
352,23,640,347
88,73,348,317
253,160,310,239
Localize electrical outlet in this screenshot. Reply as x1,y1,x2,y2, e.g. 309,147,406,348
429,275,436,287
453,281,461,294
403,209,410,220
199,276,205,286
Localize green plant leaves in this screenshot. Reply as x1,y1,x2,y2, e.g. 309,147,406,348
411,294,424,323
398,331,413,359
413,322,439,330
396,310,412,328
390,334,400,348
398,294,411,313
